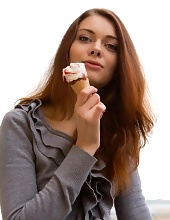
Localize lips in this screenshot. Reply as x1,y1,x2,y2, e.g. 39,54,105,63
83,60,104,68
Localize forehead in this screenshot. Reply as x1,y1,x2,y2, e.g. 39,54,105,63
78,15,117,37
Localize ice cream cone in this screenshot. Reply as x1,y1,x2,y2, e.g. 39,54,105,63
63,63,90,95
70,78,90,95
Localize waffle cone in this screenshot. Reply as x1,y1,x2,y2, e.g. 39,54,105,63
70,78,90,95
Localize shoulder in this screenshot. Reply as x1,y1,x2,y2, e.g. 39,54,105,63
0,108,32,139
0,99,42,142
1,108,29,127
1,99,41,128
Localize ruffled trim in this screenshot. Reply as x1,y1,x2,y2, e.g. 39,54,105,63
16,99,74,165
82,160,114,219
15,99,114,220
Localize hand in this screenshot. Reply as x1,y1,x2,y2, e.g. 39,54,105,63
74,86,106,156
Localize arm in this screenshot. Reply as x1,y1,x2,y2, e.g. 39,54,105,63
0,109,97,220
114,169,153,220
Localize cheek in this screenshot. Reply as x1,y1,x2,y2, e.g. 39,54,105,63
103,70,114,85
107,56,117,74
104,60,117,83
69,43,80,62
69,46,74,61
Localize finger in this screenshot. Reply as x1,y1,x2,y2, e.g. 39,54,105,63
80,93,100,112
75,86,98,107
92,102,106,121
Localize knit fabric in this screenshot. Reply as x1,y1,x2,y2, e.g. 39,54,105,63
0,99,152,220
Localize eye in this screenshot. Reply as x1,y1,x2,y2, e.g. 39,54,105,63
79,36,91,42
105,44,117,52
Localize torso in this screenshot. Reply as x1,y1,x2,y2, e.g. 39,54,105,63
40,105,77,141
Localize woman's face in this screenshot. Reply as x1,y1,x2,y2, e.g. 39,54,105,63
69,15,118,88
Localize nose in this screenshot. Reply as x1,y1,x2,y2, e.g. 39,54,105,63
88,43,102,58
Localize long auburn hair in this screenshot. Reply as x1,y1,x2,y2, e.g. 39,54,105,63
18,8,155,195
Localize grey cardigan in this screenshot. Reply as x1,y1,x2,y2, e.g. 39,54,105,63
0,99,152,220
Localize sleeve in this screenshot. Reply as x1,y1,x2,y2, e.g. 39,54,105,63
0,109,97,220
114,169,153,220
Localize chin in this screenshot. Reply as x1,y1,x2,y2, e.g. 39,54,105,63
89,81,105,89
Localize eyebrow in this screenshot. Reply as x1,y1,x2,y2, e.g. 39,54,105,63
78,28,118,41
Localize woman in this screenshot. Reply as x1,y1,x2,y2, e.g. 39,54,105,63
0,8,154,219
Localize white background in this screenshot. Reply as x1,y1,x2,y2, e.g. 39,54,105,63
0,0,170,201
